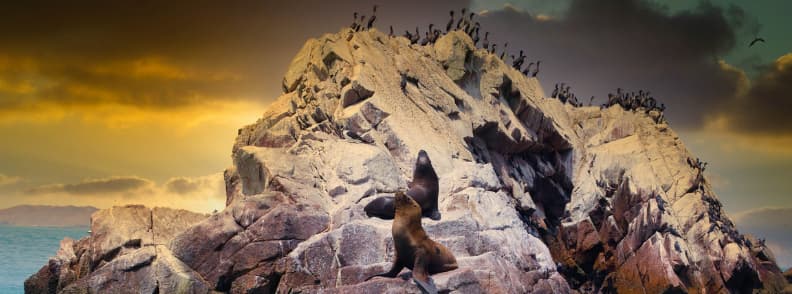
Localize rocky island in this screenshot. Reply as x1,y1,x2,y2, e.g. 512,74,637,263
26,28,790,293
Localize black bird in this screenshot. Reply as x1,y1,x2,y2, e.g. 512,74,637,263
749,37,765,47
499,42,508,60
467,22,479,37
389,25,394,37
490,43,497,54
410,27,420,44
482,32,489,50
456,8,467,29
513,50,525,68
420,31,430,46
366,5,377,30
464,13,476,33
513,55,526,69
472,27,480,45
532,60,541,77
355,15,365,32
350,12,359,30
523,62,534,76
446,10,455,33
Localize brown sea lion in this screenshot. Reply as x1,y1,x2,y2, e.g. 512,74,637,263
365,191,458,294
364,150,441,220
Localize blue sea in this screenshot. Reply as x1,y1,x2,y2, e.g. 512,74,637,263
0,225,88,294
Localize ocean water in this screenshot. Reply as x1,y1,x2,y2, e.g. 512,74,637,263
0,225,88,294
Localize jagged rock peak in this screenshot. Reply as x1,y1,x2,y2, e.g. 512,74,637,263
28,28,789,293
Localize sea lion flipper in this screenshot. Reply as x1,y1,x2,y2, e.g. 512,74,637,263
428,209,441,221
412,249,438,294
413,276,438,294
365,261,403,281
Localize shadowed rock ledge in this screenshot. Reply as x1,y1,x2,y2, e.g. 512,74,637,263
27,28,789,293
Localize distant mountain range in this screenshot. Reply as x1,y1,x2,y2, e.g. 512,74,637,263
0,205,97,227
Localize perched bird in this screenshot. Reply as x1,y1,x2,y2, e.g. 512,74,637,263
446,10,455,33
420,31,430,46
467,22,479,37
472,27,480,45
532,60,541,77
749,37,765,47
490,43,497,54
350,12,359,30
512,50,525,68
389,25,394,37
524,62,534,75
551,84,559,98
410,27,420,44
355,15,366,31
456,8,467,29
482,32,489,50
499,42,508,60
366,5,377,30
464,13,476,33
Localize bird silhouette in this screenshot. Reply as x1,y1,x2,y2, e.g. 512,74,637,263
749,37,765,47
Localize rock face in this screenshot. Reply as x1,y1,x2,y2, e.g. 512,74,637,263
28,28,789,293
24,205,210,294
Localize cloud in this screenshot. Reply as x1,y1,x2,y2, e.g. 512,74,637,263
0,0,470,126
26,176,154,196
164,174,224,195
716,53,792,134
0,174,22,186
733,207,792,269
474,0,750,129
17,174,225,213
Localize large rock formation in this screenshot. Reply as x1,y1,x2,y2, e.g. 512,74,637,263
24,205,210,293
28,28,789,293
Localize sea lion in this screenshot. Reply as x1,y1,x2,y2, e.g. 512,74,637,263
365,191,458,294
364,150,441,220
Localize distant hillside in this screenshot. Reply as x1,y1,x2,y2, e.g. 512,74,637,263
0,205,97,227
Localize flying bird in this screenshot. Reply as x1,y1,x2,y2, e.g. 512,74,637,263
749,37,765,47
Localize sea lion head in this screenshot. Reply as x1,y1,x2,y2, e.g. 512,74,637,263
395,191,421,218
413,150,438,180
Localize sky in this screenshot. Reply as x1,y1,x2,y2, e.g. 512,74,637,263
0,0,790,265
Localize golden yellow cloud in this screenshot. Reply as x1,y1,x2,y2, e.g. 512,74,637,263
0,174,23,186
14,174,225,213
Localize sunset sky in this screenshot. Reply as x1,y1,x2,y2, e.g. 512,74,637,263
0,0,790,265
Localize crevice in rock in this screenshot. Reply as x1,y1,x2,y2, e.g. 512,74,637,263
725,262,761,293
123,255,156,273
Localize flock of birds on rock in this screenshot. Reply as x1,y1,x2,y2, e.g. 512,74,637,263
688,157,708,174
551,84,668,123
350,6,674,124
604,88,666,123
550,83,585,107
349,6,542,78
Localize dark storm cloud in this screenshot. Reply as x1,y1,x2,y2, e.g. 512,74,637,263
26,176,154,196
476,0,747,128
721,54,792,134
0,0,469,112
